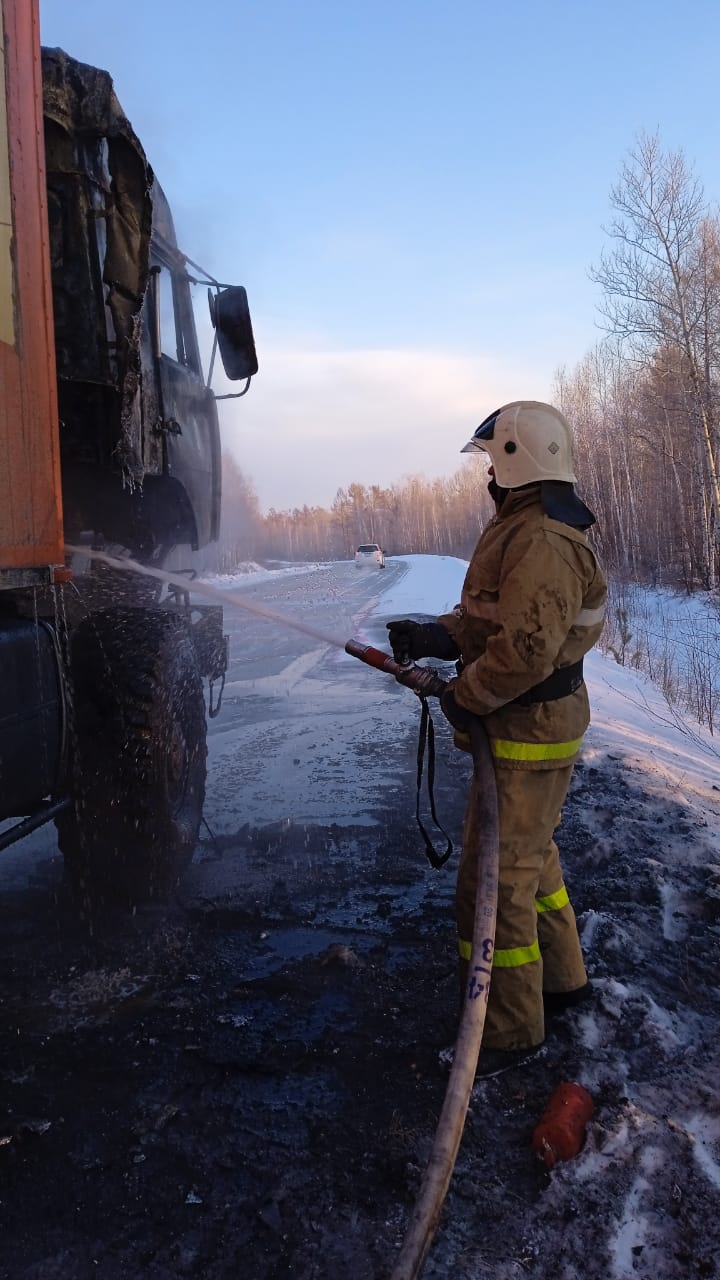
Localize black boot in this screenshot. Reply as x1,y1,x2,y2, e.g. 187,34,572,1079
543,981,592,1017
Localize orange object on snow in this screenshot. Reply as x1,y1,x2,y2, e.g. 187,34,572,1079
531,1082,594,1169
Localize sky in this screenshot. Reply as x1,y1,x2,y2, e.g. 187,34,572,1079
39,0,720,513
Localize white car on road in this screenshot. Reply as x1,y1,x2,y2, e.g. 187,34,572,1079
354,543,385,568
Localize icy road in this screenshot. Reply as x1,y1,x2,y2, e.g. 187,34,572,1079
202,555,423,834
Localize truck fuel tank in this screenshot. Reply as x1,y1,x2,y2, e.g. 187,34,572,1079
0,617,64,820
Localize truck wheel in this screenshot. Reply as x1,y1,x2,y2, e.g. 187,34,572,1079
57,607,207,906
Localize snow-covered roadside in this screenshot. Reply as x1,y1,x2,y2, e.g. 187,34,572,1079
200,561,335,589
584,648,720,849
602,581,720,737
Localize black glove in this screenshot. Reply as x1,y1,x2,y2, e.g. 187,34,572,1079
440,681,474,732
386,620,459,664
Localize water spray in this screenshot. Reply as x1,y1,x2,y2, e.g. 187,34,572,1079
64,546,349,649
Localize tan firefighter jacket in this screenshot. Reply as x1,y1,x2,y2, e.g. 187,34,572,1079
437,487,607,771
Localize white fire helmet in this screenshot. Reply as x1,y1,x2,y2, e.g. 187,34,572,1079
461,401,577,488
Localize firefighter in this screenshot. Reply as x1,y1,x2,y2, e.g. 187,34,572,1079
387,401,607,1077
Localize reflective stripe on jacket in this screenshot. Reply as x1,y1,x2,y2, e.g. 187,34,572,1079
438,486,607,771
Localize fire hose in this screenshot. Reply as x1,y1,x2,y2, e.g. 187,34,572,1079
345,641,499,1280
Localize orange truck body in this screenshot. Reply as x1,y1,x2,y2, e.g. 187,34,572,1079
0,0,63,569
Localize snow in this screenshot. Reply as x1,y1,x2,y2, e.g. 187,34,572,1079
202,560,322,588
608,581,720,681
584,649,720,847
362,553,469,617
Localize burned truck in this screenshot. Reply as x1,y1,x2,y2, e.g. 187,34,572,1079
0,21,257,904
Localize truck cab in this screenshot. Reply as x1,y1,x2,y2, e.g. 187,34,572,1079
43,46,256,565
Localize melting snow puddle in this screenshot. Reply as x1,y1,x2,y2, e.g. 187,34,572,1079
224,926,370,978
216,916,426,982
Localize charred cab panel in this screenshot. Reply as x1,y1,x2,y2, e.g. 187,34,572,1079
41,47,221,561
145,185,222,549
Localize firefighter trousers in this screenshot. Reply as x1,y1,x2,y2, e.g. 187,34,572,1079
456,762,587,1051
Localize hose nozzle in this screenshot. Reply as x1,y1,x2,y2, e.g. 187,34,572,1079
345,639,448,698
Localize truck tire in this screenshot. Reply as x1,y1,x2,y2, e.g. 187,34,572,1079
57,607,207,906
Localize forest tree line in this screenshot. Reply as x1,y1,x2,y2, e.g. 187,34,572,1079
209,134,720,591
204,456,497,573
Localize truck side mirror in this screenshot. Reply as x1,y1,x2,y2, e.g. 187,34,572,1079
208,286,258,381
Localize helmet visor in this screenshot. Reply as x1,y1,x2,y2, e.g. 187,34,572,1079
460,408,500,454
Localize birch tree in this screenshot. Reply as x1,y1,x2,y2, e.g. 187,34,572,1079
592,132,720,584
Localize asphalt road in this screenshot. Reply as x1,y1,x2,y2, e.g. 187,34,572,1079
200,557,434,838
186,554,465,929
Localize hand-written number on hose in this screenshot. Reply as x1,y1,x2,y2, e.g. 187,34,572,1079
468,938,494,1001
